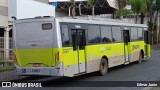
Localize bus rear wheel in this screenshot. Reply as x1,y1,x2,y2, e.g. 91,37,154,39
99,58,108,76
138,52,142,64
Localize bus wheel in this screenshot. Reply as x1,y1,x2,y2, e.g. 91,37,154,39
138,52,142,64
99,58,108,76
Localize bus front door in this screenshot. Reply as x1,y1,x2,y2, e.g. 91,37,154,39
71,30,86,75
123,30,130,64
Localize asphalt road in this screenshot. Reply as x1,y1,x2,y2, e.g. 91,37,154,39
2,49,160,90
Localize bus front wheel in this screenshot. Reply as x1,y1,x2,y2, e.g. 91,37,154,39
99,58,108,76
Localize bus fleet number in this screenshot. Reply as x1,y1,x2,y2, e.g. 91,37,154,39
32,69,40,73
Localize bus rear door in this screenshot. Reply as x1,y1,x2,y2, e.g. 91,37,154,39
123,30,130,64
144,31,150,57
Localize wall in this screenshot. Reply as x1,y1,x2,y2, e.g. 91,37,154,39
0,0,8,27
35,0,49,3
8,0,55,22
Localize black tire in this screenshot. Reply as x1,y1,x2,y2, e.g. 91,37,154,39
138,52,142,64
99,58,108,76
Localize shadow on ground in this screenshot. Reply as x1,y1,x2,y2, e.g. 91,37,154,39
11,60,149,87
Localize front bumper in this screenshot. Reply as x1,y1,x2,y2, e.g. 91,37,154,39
15,63,64,76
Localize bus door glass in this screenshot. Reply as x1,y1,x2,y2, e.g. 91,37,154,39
123,30,130,63
144,31,150,57
71,29,86,74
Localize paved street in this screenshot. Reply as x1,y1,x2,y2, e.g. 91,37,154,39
1,49,160,90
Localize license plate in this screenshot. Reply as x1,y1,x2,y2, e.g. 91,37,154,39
31,69,40,73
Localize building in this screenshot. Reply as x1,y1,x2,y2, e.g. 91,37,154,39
0,0,10,60
49,0,116,17
0,0,8,29
0,0,50,39
35,0,49,3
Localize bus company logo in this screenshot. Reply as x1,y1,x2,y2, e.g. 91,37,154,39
2,82,11,87
132,45,140,51
75,25,81,28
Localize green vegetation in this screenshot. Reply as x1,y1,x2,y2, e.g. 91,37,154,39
115,9,131,19
0,66,14,72
87,0,94,7
115,0,128,19
128,0,147,23
0,60,14,72
71,0,160,45
115,0,160,45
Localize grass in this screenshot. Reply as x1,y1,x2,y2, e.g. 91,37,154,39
0,65,14,72
0,60,14,72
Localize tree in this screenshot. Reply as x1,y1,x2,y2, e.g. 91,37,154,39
148,21,156,44
70,0,76,18
146,0,156,44
147,0,154,22
115,0,128,19
87,0,94,7
140,0,147,24
116,0,127,9
154,0,160,43
87,0,94,17
115,9,131,19
128,0,147,23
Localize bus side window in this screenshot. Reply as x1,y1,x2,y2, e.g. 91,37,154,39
61,25,70,46
131,27,138,41
101,26,112,43
112,26,122,42
88,25,101,44
138,28,143,40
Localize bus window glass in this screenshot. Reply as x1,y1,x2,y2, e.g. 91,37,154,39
112,27,122,42
131,28,138,40
88,25,101,44
101,26,112,43
42,23,52,30
138,28,143,40
61,25,70,46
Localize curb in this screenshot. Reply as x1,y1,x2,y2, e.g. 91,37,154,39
141,87,154,90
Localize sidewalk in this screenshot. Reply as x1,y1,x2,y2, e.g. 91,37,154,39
0,70,25,81
151,43,160,50
150,87,160,90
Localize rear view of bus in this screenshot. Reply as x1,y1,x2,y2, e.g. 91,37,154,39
13,17,63,76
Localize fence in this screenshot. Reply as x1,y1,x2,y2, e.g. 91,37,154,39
0,37,4,49
0,37,13,68
0,37,24,81
0,37,13,61
0,49,13,61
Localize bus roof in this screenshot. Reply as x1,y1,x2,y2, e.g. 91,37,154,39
57,17,148,28
15,17,148,28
